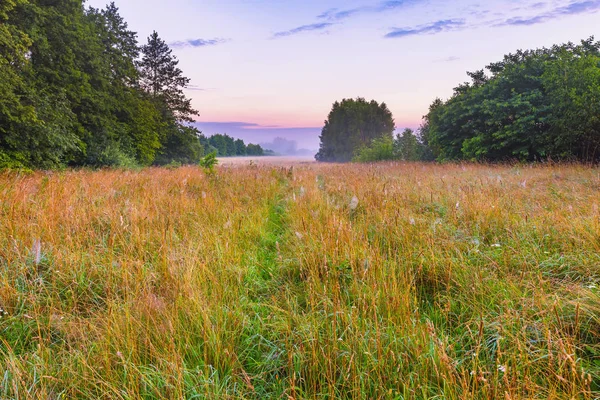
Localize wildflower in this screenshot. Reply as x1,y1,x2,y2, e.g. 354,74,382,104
409,217,416,225
349,196,359,210
498,365,506,373
32,239,42,266
295,232,304,240
520,180,527,188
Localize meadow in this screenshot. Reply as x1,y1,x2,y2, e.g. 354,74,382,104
0,162,599,399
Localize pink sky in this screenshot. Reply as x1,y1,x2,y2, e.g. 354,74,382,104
89,0,599,149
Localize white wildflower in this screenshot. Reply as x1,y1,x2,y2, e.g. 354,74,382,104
32,239,42,266
349,196,359,210
409,217,416,226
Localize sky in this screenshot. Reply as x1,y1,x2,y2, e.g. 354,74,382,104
88,0,599,151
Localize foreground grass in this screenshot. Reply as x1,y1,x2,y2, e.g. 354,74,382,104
0,163,599,399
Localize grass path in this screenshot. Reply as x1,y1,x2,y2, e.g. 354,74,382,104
0,164,599,399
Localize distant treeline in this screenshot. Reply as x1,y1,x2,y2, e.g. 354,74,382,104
321,37,600,163
202,133,269,157
1,0,214,169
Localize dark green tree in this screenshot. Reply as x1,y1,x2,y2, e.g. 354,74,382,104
395,128,420,161
139,31,202,164
316,98,395,162
139,31,198,122
234,139,247,155
0,0,82,169
425,37,600,162
246,143,264,156
209,134,228,156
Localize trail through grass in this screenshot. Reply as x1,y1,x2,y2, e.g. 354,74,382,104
0,164,599,399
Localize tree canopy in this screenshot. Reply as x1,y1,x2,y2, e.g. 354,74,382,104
316,98,395,162
0,0,206,169
424,37,600,162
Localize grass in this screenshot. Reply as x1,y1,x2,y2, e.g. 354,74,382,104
0,162,599,399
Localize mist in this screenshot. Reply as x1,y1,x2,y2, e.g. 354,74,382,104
259,137,316,156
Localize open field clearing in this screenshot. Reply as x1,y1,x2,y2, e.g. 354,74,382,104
218,156,316,166
0,163,599,399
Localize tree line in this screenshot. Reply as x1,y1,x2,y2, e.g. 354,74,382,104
1,0,267,170
318,37,600,163
203,134,267,157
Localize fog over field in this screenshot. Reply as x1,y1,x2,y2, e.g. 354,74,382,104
218,155,316,166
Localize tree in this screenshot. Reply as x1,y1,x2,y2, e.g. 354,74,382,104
0,0,82,169
246,143,264,156
395,128,420,161
353,136,395,162
139,31,202,164
316,98,395,162
139,31,198,122
234,139,247,155
209,134,228,156
0,0,205,169
542,42,600,160
424,37,600,162
353,128,432,163
154,125,204,165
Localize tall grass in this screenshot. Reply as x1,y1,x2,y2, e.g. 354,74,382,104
0,163,598,399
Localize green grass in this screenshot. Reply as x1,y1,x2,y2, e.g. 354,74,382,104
0,163,599,399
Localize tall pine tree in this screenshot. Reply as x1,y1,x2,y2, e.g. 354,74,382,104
139,31,203,164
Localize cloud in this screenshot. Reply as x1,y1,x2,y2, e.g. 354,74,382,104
435,56,461,62
317,0,415,21
497,0,600,26
170,38,229,48
185,85,209,92
275,0,418,38
529,2,547,9
385,19,465,38
273,22,334,38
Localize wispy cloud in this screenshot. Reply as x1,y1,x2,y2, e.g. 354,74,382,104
434,56,461,63
275,0,417,38
185,84,211,92
497,0,600,26
170,38,229,48
273,22,334,38
318,0,416,21
385,19,465,38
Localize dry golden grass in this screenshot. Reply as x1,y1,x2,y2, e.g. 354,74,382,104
0,163,599,399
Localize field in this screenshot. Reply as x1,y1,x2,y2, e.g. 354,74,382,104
218,156,316,166
0,163,599,399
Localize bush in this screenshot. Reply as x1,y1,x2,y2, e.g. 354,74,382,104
199,151,218,173
353,136,395,162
